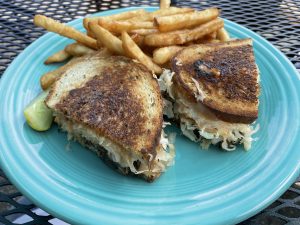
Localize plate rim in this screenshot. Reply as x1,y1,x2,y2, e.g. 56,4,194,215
0,6,300,225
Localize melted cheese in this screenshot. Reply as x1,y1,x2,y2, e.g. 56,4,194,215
158,69,175,99
191,78,206,101
163,98,174,118
157,69,257,151
158,69,175,118
55,113,175,176
174,91,257,150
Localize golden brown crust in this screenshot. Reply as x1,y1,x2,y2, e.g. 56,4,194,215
171,39,259,124
172,77,256,123
48,55,163,160
209,107,257,124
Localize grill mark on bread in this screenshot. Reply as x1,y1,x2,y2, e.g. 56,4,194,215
54,56,162,159
182,45,258,102
171,39,259,123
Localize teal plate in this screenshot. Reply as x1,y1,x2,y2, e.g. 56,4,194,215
0,7,300,225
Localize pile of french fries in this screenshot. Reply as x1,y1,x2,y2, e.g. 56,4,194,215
33,0,230,90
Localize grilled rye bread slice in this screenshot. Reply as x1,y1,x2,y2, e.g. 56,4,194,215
171,39,259,124
46,54,174,182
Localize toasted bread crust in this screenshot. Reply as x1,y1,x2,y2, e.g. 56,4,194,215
47,55,163,160
171,39,259,123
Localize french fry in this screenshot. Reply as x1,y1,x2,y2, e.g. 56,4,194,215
65,43,96,56
191,32,217,44
130,28,159,35
98,20,155,33
34,15,97,49
193,37,221,44
160,0,171,9
41,56,86,90
155,8,219,32
44,49,71,64
184,40,196,46
152,7,195,16
217,28,230,42
89,23,124,55
130,34,144,47
144,18,224,46
122,32,162,74
40,60,74,90
207,39,221,43
104,9,146,20
86,29,96,39
153,46,183,65
41,49,112,89
127,7,195,22
83,18,94,31
83,18,91,31
40,69,63,90
94,48,113,58
83,9,147,30
206,31,217,39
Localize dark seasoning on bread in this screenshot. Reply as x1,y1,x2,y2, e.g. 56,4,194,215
46,54,175,182
159,39,260,151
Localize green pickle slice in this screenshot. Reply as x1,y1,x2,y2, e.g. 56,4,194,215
24,90,53,131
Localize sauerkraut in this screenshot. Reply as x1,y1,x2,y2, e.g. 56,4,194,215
174,91,258,150
55,113,175,176
157,69,258,151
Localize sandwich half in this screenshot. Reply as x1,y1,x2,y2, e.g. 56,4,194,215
161,39,259,150
46,54,174,182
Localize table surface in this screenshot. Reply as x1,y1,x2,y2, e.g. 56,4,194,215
0,0,300,224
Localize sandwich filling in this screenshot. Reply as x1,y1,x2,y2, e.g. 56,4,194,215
45,55,176,181
55,113,175,179
159,69,258,151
